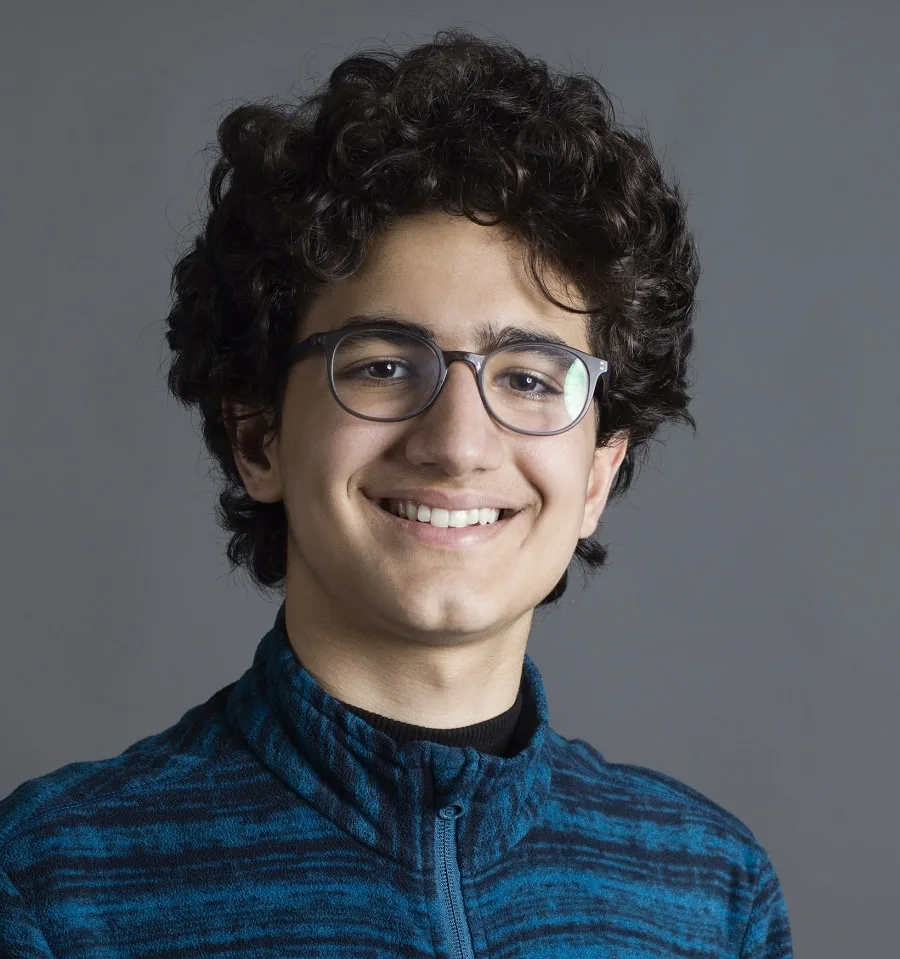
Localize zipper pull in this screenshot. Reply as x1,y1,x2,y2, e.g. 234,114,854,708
438,801,466,820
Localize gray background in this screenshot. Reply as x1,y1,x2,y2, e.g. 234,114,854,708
1,1,897,954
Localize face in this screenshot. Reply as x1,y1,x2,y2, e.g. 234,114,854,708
229,212,627,652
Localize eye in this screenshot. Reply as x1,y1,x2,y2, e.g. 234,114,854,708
344,359,411,380
497,370,560,397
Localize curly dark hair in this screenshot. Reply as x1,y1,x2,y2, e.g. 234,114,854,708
163,29,699,609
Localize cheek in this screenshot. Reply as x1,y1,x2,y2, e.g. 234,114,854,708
526,443,594,529
280,417,391,506
527,436,591,492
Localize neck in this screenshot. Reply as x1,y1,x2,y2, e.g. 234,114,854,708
282,590,531,729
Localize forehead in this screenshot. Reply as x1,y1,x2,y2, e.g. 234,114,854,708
303,212,592,351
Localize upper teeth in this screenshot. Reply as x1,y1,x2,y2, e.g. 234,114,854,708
386,499,503,527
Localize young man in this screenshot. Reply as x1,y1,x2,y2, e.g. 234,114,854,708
0,30,793,958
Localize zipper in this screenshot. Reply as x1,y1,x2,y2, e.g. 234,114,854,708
434,802,476,959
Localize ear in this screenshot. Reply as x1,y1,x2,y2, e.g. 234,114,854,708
221,398,284,504
579,432,628,539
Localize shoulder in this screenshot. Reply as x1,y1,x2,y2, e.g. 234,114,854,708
547,730,770,863
0,683,237,858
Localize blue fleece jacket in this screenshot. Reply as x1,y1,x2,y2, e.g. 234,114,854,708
0,604,793,957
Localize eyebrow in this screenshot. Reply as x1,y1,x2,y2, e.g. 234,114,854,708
337,312,574,352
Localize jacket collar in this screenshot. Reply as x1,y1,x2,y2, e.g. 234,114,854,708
226,602,555,871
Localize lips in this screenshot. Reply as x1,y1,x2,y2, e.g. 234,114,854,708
368,492,520,547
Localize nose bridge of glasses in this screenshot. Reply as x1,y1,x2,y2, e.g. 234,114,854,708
441,350,487,392
431,350,485,401
413,350,499,427
441,349,483,371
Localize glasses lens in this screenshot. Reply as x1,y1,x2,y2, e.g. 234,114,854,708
331,330,590,433
484,344,590,433
332,330,440,420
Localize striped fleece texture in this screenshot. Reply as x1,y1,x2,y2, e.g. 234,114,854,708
0,603,793,957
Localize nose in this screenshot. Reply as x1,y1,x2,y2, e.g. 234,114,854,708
402,358,504,472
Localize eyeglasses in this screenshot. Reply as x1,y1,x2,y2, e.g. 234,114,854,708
280,324,611,436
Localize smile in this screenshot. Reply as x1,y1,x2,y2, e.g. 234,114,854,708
366,495,521,548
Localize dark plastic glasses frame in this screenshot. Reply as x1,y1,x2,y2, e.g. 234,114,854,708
280,324,612,437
